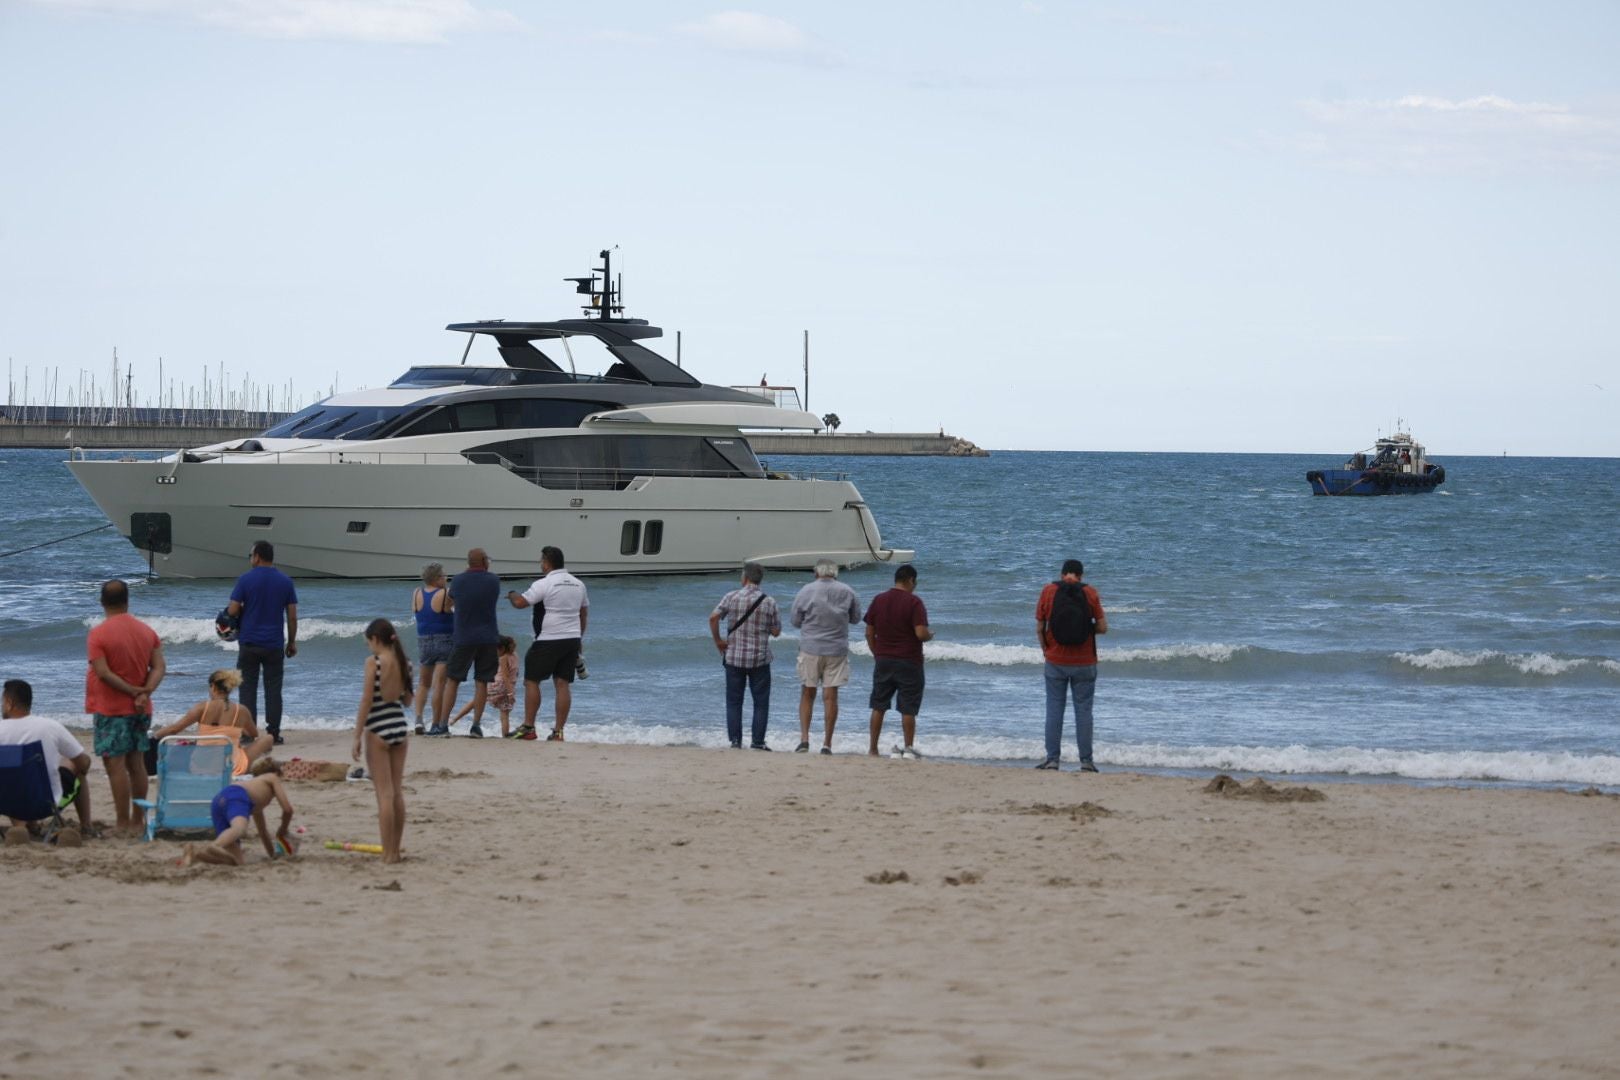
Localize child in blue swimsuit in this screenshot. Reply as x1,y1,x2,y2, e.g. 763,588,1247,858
183,759,296,866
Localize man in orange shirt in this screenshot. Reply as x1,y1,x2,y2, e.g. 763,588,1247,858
1034,559,1108,772
86,579,166,834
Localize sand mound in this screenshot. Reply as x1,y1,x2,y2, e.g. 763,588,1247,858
1204,774,1326,802
1008,801,1113,822
409,768,493,781
866,869,910,884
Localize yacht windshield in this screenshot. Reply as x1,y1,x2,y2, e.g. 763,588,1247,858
262,404,418,440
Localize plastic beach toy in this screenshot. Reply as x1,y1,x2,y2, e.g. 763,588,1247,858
324,840,384,854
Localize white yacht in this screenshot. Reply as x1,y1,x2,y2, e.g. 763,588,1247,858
67,252,914,578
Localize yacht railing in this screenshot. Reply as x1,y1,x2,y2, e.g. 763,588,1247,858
67,446,847,482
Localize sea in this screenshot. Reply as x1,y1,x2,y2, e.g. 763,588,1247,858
2,448,1617,790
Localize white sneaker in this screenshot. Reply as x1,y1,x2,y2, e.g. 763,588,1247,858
901,746,923,760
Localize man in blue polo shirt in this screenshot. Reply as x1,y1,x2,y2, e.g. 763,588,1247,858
227,540,298,745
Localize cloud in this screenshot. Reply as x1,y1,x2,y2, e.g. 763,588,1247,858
25,0,521,44
676,10,837,65
1291,92,1620,174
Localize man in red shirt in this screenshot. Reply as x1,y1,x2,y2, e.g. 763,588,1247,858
864,564,933,758
1034,559,1108,772
85,579,166,834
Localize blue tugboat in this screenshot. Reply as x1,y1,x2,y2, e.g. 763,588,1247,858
1306,431,1445,496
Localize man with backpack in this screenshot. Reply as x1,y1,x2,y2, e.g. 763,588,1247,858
708,562,782,750
1034,558,1108,772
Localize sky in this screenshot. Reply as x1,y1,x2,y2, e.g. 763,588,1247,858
2,0,1617,455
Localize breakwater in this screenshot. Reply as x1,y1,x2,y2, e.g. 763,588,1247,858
0,422,263,450
751,432,987,456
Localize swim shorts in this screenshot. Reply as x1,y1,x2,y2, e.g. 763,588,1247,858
92,713,151,758
209,784,256,837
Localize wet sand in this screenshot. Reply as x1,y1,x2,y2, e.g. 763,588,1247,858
5,731,1618,1077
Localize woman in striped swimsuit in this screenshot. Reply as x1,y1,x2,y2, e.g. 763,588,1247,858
352,617,413,863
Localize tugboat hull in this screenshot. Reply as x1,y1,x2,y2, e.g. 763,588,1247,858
1306,466,1445,496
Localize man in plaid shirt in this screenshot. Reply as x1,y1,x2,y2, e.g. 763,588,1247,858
708,562,782,750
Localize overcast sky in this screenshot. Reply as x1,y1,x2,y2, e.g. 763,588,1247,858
2,1,1617,454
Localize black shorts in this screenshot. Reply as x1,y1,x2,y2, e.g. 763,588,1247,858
446,642,499,684
870,657,924,715
525,638,581,684
59,767,78,801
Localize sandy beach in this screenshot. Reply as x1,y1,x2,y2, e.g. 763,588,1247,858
5,731,1619,1078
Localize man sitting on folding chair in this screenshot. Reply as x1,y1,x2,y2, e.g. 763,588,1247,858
1,679,93,844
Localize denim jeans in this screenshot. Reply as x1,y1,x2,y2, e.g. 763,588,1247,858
1044,662,1097,764
725,663,771,747
239,643,286,736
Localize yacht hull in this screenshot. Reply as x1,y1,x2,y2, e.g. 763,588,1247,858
66,455,912,578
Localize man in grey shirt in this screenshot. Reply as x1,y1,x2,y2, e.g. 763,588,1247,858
789,559,863,754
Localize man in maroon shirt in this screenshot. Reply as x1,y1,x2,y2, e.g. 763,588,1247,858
863,564,933,758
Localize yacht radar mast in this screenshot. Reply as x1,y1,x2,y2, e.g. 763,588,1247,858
565,248,625,321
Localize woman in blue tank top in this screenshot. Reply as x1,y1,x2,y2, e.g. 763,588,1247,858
411,563,454,734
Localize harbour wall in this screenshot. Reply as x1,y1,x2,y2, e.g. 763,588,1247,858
750,433,987,456
0,423,262,450
0,422,988,457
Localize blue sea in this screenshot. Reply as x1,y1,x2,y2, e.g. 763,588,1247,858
2,448,1617,789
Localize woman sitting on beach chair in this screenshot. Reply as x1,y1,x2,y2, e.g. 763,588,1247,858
152,670,272,778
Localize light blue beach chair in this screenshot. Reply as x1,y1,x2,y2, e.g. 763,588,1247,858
134,734,234,842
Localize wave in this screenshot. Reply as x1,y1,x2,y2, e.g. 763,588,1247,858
34,706,1612,786
843,639,1249,667
81,614,373,648
1395,648,1620,678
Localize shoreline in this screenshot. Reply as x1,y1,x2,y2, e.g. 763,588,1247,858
7,732,1618,1077
44,722,1620,799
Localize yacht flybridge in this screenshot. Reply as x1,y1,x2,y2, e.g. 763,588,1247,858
67,251,914,578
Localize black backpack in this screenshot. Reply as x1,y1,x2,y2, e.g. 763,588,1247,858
1047,581,1095,646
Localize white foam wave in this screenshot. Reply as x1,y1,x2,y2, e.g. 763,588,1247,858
554,730,1620,785
846,640,1245,667
1106,643,1247,664
81,614,373,649
1107,605,1148,614
49,711,1608,787
922,641,1041,666
1395,648,1617,677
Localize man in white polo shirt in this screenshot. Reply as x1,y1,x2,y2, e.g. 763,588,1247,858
506,545,589,742
2,679,93,841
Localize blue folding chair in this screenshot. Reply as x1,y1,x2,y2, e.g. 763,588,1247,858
134,734,234,841
0,740,75,844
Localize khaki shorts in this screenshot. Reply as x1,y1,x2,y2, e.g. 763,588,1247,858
796,652,851,689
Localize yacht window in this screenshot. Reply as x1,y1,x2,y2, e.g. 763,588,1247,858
397,407,453,437
463,434,760,491
498,399,607,430
246,515,274,528
453,402,499,431
439,524,459,538
706,438,766,478
620,521,641,556
347,521,370,534
512,525,529,539
643,520,664,555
